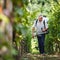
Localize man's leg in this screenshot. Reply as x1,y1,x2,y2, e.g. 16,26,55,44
37,35,41,53
40,34,45,54
37,34,45,54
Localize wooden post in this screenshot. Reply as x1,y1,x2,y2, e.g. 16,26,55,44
4,0,13,12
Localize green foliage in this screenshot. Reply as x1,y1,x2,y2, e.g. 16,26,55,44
12,0,44,53
0,42,18,60
45,2,60,54
2,0,60,60
12,0,60,55
25,29,32,52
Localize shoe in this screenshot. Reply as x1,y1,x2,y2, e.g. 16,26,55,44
40,53,47,56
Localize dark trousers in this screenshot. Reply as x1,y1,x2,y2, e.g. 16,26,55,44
37,34,45,54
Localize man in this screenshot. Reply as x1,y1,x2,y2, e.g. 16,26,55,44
32,15,48,55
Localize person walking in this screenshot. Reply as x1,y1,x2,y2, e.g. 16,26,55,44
32,15,48,55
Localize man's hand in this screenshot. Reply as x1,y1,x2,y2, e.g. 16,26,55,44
42,28,46,32
32,34,35,38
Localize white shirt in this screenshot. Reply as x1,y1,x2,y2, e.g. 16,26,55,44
32,19,48,35
43,17,49,23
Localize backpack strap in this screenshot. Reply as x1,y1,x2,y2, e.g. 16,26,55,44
35,19,46,29
43,20,49,34
35,19,38,26
43,20,46,28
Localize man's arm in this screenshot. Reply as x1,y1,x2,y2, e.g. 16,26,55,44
32,27,35,38
32,21,36,38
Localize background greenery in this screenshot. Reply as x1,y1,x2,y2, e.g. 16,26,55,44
12,0,60,54
1,0,60,60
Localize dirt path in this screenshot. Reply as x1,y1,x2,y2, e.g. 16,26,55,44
21,53,60,60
